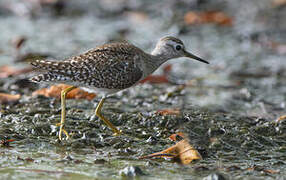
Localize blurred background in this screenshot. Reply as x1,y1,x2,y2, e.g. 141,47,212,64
1,0,285,115
0,0,285,179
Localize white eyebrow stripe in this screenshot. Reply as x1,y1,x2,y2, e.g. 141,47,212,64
167,40,184,48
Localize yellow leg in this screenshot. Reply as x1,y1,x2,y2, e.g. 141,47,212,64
58,86,77,140
95,97,122,135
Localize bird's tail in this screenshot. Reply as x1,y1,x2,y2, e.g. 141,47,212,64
30,72,71,83
31,59,70,73
30,59,74,83
30,73,54,83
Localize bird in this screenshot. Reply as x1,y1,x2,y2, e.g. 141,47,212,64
30,36,209,140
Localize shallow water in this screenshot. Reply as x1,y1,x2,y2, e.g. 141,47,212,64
0,0,286,179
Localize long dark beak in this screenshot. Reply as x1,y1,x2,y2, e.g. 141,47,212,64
184,50,209,64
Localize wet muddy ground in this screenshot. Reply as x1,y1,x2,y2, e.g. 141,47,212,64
0,0,286,179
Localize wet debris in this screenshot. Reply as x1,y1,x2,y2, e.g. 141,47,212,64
225,165,241,171
230,67,272,79
247,165,280,174
119,166,145,177
156,108,181,116
56,155,84,164
0,137,15,147
194,165,210,171
94,158,107,164
17,156,35,163
203,173,227,180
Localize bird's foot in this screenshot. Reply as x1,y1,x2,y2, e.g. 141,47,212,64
112,129,122,136
56,123,70,140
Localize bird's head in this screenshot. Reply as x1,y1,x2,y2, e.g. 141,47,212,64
152,36,209,64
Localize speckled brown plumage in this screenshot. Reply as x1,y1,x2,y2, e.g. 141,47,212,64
31,36,209,93
31,42,145,90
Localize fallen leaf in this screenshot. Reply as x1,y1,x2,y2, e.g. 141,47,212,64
184,11,232,26
139,75,169,84
173,140,202,164
276,115,286,123
0,93,21,104
140,64,172,84
32,84,96,100
17,157,34,162
169,132,186,141
156,108,180,116
247,165,279,174
263,169,280,174
140,139,201,165
184,12,201,25
226,165,241,171
0,65,33,78
272,0,286,7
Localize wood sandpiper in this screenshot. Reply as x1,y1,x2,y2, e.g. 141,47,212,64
30,36,209,140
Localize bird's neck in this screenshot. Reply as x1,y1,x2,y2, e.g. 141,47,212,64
150,49,171,66
138,49,171,79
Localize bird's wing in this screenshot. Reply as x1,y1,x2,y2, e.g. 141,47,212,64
31,42,144,89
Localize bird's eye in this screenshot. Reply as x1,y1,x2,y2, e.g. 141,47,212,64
175,45,182,51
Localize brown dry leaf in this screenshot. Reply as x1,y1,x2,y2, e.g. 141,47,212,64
169,132,186,141
32,84,96,100
272,0,286,7
276,115,286,123
140,139,202,165
184,12,201,25
139,75,169,84
263,169,280,174
0,65,33,78
0,93,21,104
156,108,180,116
184,11,232,26
173,140,202,165
139,64,172,84
247,165,279,174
